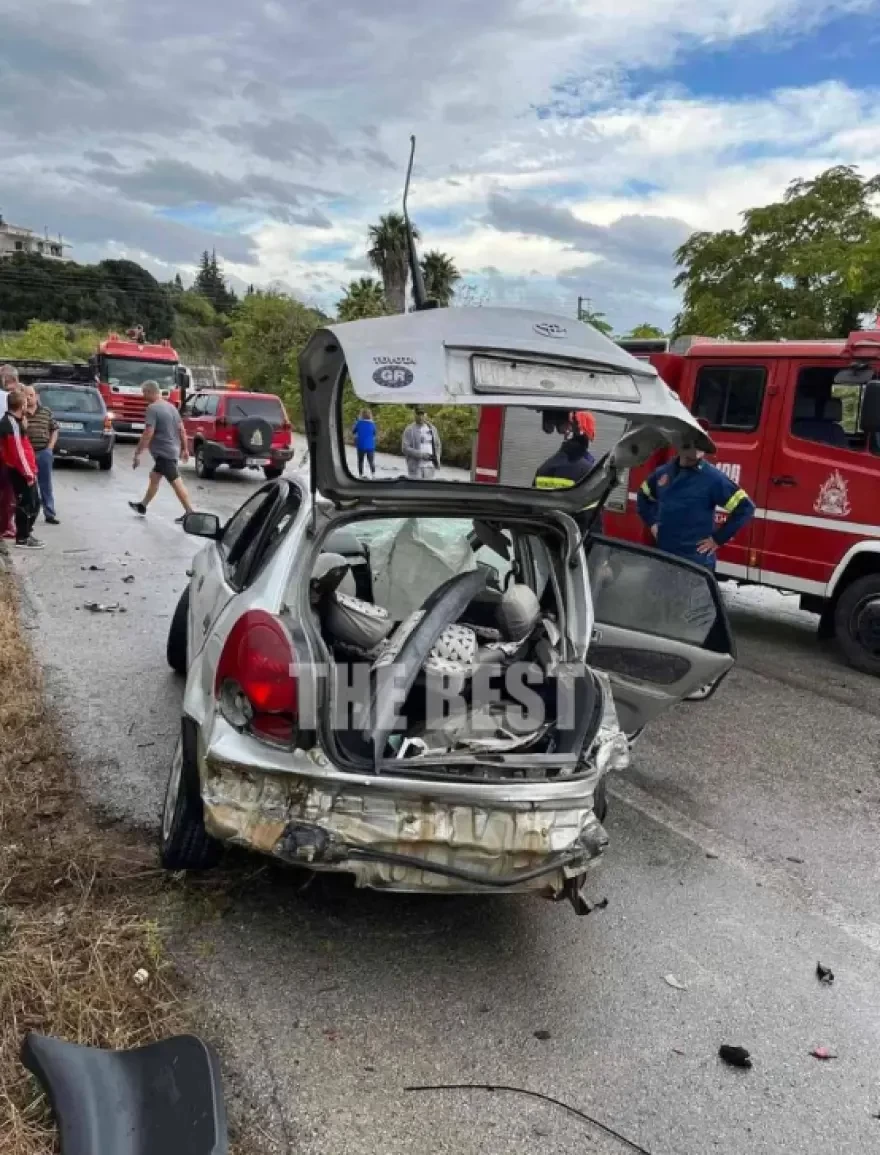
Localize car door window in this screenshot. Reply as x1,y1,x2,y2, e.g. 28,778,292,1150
585,536,735,736
203,395,219,417
189,394,206,418
220,488,278,580
235,483,303,585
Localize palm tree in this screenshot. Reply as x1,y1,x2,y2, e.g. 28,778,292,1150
421,250,461,306
626,323,666,338
367,213,417,314
580,308,613,336
337,278,389,322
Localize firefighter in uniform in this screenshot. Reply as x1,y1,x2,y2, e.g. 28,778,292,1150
533,411,603,534
636,443,755,569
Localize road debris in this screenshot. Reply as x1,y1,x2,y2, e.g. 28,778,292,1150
786,856,805,864
533,1029,552,1041
664,974,687,991
83,602,126,614
81,564,105,571
719,1045,752,1069
810,1047,837,1061
816,962,834,984
133,968,150,987
705,850,719,859
122,575,136,584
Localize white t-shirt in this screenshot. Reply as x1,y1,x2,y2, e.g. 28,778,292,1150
419,425,434,458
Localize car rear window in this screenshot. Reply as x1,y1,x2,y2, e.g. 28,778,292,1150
38,386,103,414
223,395,285,424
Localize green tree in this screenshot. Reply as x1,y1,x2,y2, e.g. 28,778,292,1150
420,250,461,306
337,278,389,322
194,250,238,315
674,165,880,339
579,308,613,336
367,213,417,314
223,290,324,421
626,323,666,338
0,320,103,362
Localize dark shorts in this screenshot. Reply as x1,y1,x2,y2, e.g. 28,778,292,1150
150,455,180,482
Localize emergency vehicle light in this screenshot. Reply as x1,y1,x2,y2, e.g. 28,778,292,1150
471,355,641,402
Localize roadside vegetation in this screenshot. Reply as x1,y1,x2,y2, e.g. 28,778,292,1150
0,564,258,1155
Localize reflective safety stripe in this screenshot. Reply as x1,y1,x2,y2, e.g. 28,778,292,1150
535,476,575,489
723,487,749,513
640,479,655,499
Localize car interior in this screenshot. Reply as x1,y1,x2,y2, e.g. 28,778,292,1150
307,516,596,768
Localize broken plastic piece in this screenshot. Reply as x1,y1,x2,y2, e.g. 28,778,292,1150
816,962,834,984
810,1047,837,1061
533,1029,552,1041
21,1031,228,1154
718,1045,752,1069
664,974,687,991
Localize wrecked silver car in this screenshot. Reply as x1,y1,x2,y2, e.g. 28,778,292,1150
160,306,735,914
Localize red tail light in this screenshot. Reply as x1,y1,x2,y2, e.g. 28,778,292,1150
215,611,297,741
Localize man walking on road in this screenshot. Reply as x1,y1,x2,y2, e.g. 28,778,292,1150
637,441,755,569
402,408,441,480
129,381,193,522
24,385,60,525
0,389,43,549
0,364,20,540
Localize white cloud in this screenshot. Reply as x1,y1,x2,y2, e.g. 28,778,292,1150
2,0,880,331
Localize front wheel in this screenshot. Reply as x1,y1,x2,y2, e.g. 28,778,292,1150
194,445,216,480
263,465,284,480
166,585,189,675
160,734,221,871
834,574,880,676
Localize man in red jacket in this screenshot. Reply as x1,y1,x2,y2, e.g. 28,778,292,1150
0,389,43,549
0,364,18,539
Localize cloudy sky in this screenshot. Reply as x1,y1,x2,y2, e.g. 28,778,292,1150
3,0,880,331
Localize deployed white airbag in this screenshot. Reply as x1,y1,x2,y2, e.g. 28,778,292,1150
370,518,476,620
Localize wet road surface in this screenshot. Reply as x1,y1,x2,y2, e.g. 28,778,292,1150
10,440,880,1155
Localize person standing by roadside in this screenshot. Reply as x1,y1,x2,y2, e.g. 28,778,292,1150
0,389,43,549
129,381,193,521
23,385,60,525
401,407,441,480
637,441,755,569
352,407,377,478
0,364,19,540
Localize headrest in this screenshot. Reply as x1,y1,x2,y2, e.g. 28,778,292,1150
310,553,350,599
822,396,843,422
498,584,540,642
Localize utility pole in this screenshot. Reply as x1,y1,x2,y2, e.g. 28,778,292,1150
577,295,591,321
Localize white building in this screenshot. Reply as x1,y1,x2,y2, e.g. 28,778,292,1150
0,214,69,260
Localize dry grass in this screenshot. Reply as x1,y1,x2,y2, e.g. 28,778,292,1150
0,566,191,1154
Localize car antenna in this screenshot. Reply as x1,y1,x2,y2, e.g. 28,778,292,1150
404,135,437,311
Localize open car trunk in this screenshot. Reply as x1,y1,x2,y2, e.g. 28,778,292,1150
306,511,606,780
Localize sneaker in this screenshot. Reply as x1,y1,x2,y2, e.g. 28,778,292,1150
45,515,60,525
16,537,45,550
128,501,147,516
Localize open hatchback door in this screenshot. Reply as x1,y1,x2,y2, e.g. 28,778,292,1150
298,306,716,512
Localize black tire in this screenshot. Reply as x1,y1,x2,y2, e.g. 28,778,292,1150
194,444,216,480
834,573,880,676
236,417,274,456
594,778,608,824
97,451,113,472
263,465,284,480
166,586,189,675
160,731,220,871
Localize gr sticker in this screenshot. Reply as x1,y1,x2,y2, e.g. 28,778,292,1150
373,364,414,388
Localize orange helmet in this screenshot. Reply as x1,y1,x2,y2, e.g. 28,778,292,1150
572,411,596,441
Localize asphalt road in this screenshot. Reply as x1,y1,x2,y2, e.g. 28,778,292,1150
10,440,880,1155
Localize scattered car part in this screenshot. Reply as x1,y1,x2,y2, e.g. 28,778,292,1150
718,1045,752,1069
21,1031,228,1154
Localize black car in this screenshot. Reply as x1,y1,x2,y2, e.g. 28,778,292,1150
36,383,115,471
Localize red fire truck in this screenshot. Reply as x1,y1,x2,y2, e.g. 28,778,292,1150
89,328,185,433
473,330,880,675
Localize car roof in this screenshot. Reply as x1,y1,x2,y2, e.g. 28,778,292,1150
37,381,99,389
198,388,282,399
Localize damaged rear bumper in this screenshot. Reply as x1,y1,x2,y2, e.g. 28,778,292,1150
198,719,623,900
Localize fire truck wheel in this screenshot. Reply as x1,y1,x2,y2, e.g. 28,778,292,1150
166,586,189,676
194,444,216,480
834,573,880,676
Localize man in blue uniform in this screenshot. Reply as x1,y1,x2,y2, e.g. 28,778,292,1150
636,444,755,568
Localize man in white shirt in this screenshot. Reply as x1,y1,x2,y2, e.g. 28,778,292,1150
401,407,442,480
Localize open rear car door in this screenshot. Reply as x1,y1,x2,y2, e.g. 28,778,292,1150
585,536,736,736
